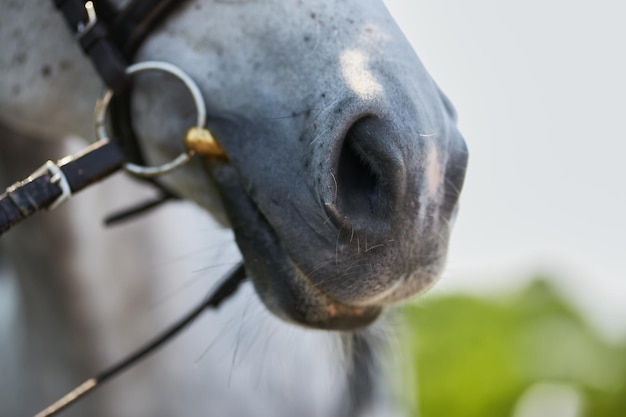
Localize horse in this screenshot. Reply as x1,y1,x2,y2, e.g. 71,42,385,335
0,0,468,416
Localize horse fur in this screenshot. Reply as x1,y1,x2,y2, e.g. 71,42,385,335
0,1,467,415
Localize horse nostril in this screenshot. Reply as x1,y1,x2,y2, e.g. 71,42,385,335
330,117,401,231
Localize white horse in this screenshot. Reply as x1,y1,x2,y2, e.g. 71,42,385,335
0,1,468,416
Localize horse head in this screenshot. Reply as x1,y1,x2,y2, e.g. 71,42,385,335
127,0,468,330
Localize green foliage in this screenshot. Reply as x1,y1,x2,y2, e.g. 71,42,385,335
399,279,626,417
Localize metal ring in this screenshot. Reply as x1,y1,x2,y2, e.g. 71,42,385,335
94,61,207,178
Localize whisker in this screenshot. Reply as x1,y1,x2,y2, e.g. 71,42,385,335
310,128,331,146
364,243,384,253
330,171,338,203
444,176,461,195
229,292,253,386
335,226,343,265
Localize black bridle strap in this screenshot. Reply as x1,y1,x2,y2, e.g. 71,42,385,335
46,0,192,222
54,0,129,92
109,0,190,167
0,140,126,236
111,0,187,57
1,1,197,236
52,0,183,92
53,0,189,165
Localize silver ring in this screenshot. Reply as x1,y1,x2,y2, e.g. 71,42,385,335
94,61,207,177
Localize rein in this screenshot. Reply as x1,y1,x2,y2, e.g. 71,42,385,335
0,1,246,415
36,264,247,417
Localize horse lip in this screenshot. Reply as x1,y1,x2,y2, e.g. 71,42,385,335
207,162,381,330
286,262,382,330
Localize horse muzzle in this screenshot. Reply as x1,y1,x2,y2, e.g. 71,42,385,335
207,161,382,330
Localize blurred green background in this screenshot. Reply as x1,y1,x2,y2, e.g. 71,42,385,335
398,279,626,417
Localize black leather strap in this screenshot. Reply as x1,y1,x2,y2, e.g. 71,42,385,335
0,140,126,236
54,0,130,93
52,0,187,166
9,0,188,232
52,0,188,180
108,0,190,168
111,0,185,57
0,174,63,234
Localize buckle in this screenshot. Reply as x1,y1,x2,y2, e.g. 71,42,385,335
31,161,72,210
76,1,97,39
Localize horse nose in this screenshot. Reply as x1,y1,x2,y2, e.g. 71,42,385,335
325,117,406,234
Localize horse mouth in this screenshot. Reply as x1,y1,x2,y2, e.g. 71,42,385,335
208,163,381,331
265,261,383,330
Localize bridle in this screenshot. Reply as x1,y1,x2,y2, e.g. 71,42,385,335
55,0,180,92
55,0,215,171
0,2,246,415
0,0,228,234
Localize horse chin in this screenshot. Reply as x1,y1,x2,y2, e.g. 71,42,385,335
257,261,383,331
208,163,381,331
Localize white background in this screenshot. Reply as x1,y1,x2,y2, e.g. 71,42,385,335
385,0,626,339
